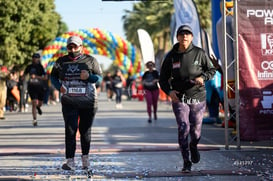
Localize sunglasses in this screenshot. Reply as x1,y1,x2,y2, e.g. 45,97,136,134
67,45,81,50
179,31,192,35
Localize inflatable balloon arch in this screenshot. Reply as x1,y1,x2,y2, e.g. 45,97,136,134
41,28,142,76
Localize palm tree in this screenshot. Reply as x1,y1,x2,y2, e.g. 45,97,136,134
122,0,211,54
122,1,174,53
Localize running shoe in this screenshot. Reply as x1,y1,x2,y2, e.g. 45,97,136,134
62,158,75,170
82,155,90,170
36,106,42,115
33,120,38,126
190,142,200,163
182,160,192,173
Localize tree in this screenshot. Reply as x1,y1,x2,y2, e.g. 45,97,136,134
0,0,66,66
122,1,173,53
195,0,211,29
122,0,211,54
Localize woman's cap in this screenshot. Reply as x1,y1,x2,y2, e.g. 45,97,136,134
176,25,193,35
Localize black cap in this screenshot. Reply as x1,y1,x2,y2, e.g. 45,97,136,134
176,25,193,35
32,53,40,58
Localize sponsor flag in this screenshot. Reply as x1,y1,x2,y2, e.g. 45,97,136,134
238,0,273,140
137,29,155,65
173,0,202,48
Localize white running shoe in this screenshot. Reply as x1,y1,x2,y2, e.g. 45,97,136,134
62,158,75,170
33,120,37,126
82,155,90,169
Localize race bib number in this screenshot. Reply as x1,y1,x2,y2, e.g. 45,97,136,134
68,87,86,96
172,62,180,69
61,62,90,96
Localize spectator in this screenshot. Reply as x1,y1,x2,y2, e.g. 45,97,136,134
112,69,125,109
0,65,9,119
102,72,113,101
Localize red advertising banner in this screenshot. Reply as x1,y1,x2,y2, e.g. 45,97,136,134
238,0,273,141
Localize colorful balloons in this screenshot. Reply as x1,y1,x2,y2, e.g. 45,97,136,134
41,28,142,75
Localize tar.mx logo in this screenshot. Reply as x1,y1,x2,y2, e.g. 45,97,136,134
261,33,273,55
67,64,80,73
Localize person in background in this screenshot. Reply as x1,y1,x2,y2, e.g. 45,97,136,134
0,65,9,119
95,79,101,95
6,70,19,112
51,35,102,170
102,72,113,101
125,71,134,101
43,73,50,105
112,69,125,109
47,74,60,105
159,25,216,173
142,61,159,123
24,53,47,126
18,69,28,112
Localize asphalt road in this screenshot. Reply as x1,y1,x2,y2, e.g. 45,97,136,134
0,92,272,180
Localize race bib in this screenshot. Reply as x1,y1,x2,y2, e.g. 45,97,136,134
172,62,180,69
61,62,89,96
68,87,86,96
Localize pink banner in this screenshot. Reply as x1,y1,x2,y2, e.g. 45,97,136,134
238,0,273,141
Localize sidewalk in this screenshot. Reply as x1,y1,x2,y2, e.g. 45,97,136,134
0,92,272,180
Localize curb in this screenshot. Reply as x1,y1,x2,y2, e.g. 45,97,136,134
0,169,256,180
0,146,220,156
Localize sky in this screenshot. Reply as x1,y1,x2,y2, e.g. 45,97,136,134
54,0,135,69
55,0,134,38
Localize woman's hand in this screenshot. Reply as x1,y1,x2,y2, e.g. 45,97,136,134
80,70,89,80
30,74,36,79
153,79,159,84
169,90,180,103
194,77,204,86
60,85,67,94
